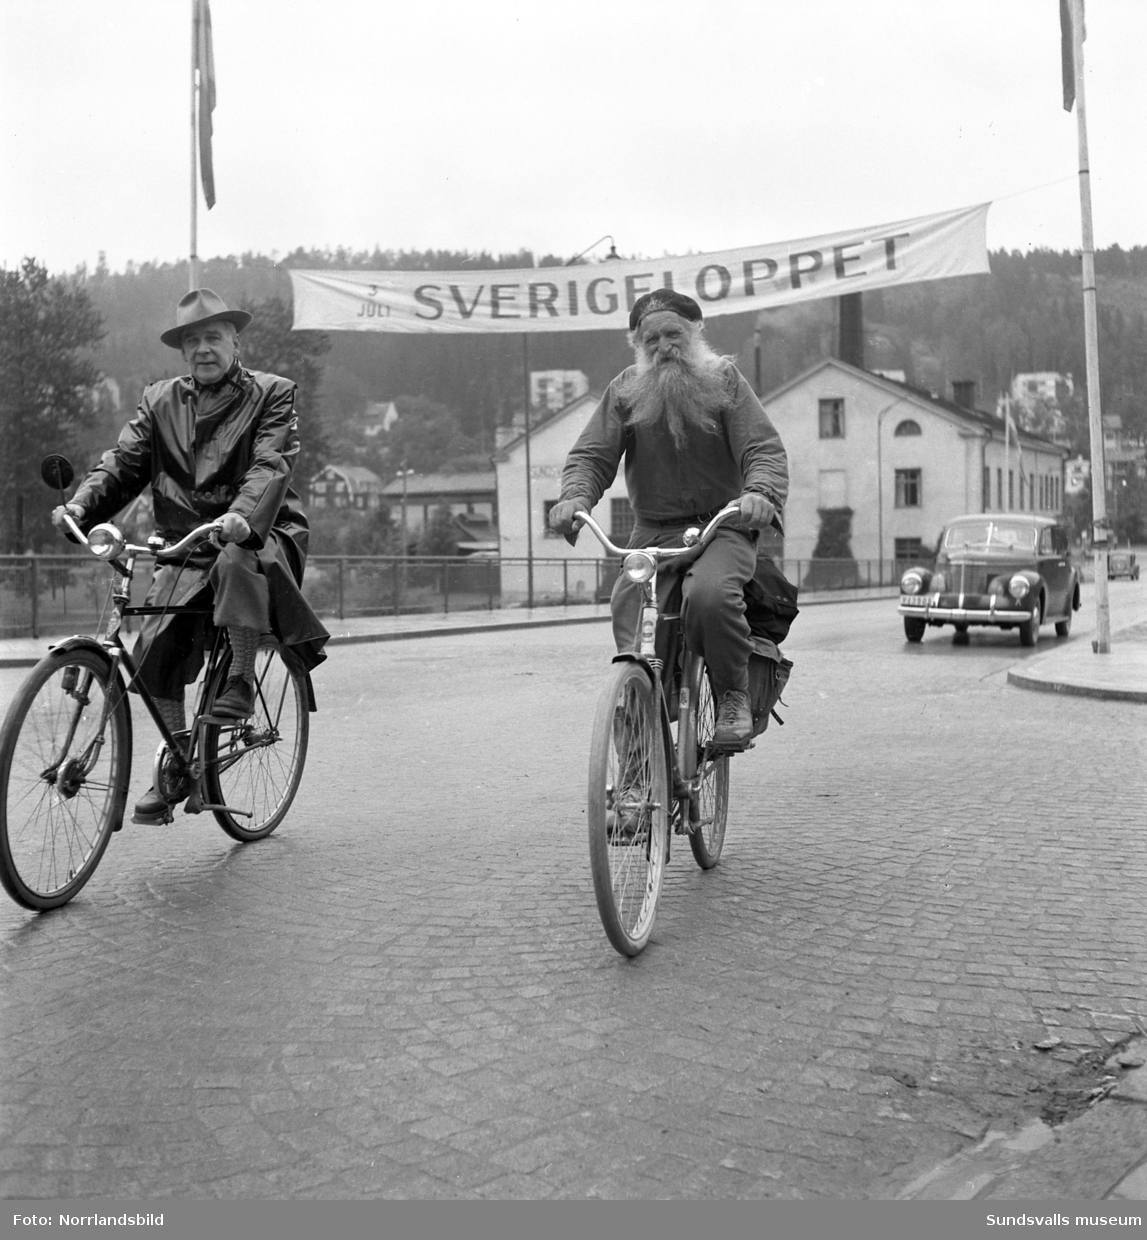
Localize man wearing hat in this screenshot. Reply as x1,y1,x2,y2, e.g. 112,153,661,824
52,288,329,823
548,289,788,747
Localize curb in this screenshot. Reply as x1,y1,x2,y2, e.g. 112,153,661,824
1005,668,1147,703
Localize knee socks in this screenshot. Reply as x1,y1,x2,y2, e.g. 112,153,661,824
228,626,260,683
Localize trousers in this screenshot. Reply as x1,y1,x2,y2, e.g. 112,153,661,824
132,542,271,701
610,522,759,695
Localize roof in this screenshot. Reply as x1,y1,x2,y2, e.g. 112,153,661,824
310,463,384,487
379,470,495,498
493,390,600,460
763,358,1068,455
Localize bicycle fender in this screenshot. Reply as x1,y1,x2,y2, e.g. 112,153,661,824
609,652,655,679
42,638,134,828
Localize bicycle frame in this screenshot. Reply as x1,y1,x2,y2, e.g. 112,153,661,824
574,503,742,829
51,514,250,818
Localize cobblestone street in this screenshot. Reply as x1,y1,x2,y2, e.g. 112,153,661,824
1,598,1145,1199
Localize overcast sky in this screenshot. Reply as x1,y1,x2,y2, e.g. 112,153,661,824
3,0,1145,276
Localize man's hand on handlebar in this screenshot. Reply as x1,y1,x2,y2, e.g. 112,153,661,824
215,512,252,545
737,492,776,530
548,498,586,547
51,503,84,531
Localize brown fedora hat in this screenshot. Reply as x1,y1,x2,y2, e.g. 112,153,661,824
160,288,253,348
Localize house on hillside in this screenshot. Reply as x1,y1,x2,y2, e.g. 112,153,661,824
307,464,386,511
762,359,1070,567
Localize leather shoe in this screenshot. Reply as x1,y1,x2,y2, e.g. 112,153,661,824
213,675,254,719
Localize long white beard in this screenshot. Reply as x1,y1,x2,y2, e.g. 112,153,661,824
618,347,729,451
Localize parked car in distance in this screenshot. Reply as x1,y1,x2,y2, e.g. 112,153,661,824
1107,549,1140,581
898,513,1082,646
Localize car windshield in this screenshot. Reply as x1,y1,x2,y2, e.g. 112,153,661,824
943,521,1037,552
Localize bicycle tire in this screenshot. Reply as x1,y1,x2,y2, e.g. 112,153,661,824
684,655,729,870
587,660,669,957
0,646,131,910
201,637,309,841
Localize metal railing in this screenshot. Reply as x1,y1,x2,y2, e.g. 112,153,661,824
2,552,917,639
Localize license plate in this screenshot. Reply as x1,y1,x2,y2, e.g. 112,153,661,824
900,597,927,607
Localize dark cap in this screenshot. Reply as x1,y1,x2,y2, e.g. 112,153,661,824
628,289,703,332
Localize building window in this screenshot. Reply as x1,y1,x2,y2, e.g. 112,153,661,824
818,398,845,438
983,466,990,511
997,468,1003,509
894,537,924,563
610,498,635,543
893,419,921,436
894,468,922,508
1008,470,1014,508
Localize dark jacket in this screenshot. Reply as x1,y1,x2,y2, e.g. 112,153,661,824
70,364,328,676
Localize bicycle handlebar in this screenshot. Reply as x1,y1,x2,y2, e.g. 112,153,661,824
60,515,223,563
573,501,742,560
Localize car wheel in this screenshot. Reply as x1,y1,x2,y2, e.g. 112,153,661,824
904,617,926,643
1055,609,1072,638
1019,598,1041,647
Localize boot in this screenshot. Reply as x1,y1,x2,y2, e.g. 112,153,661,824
132,696,187,824
712,689,752,748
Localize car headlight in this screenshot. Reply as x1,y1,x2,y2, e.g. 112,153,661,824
87,523,125,559
623,551,656,583
1008,574,1031,600
900,569,927,594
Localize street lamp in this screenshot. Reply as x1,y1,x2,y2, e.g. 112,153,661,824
565,234,620,265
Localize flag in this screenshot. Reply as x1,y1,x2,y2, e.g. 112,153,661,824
194,0,216,208
1060,0,1085,112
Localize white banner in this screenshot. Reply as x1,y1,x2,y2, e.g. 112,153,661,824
288,202,990,335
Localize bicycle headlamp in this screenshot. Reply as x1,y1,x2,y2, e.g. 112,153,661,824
623,551,657,583
87,523,125,559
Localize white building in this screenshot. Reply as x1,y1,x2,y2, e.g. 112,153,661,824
530,369,590,413
764,360,1070,568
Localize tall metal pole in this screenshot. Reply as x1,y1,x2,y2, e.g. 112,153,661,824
522,334,534,609
1070,0,1111,652
189,0,199,290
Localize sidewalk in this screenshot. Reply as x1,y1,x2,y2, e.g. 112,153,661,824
2,596,1146,1202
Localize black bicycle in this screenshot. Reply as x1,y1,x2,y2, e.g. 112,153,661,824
0,457,311,911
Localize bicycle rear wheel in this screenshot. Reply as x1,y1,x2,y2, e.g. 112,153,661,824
684,656,729,870
201,638,308,841
0,647,131,910
587,660,669,957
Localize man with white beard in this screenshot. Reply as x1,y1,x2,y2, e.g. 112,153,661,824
549,289,789,747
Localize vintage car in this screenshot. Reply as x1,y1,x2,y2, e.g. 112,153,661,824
898,513,1081,646
1107,549,1140,581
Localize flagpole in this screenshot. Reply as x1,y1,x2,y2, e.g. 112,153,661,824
1004,394,1011,510
1070,0,1111,652
189,0,199,291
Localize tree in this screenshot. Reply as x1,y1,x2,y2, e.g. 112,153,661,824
0,259,104,551
237,294,332,488
417,503,459,556
380,396,479,473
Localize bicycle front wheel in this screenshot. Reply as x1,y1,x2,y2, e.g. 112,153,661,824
202,638,309,841
587,660,669,957
684,656,729,870
0,646,131,910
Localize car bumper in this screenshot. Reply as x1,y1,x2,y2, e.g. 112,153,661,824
899,595,1030,624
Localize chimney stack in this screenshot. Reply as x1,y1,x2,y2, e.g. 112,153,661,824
836,293,864,369
952,380,976,409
